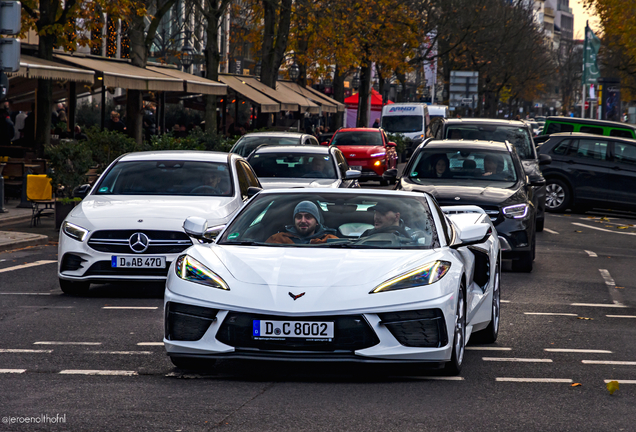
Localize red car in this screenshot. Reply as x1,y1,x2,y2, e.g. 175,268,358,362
325,128,396,185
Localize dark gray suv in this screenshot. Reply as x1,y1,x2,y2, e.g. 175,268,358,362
429,118,551,231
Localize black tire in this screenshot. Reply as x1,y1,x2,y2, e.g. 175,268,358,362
512,245,533,272
472,260,500,344
444,283,466,376
170,356,217,371
59,279,90,296
536,217,544,232
545,179,571,212
379,179,389,187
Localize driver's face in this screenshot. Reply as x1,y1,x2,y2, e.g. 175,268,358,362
312,158,326,171
294,212,318,236
374,210,400,229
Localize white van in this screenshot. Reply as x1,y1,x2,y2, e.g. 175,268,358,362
381,103,430,159
427,104,450,119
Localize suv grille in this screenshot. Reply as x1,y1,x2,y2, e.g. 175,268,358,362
216,312,379,352
88,230,191,254
83,261,171,277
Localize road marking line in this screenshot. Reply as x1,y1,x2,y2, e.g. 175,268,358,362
466,347,512,351
570,303,627,308
583,360,636,365
102,307,158,310
483,358,553,363
543,228,559,234
0,293,51,295
34,342,101,345
137,342,163,346
607,315,636,319
0,349,53,353
88,351,152,355
500,300,511,303
545,349,613,354
59,370,138,376
0,260,57,274
0,369,26,373
599,269,616,287
585,250,598,257
524,312,578,316
573,222,636,236
496,378,572,383
604,379,636,384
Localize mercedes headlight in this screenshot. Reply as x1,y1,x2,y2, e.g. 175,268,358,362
502,204,529,219
62,222,89,242
175,255,229,290
371,261,451,293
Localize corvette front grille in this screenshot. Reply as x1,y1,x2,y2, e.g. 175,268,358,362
165,302,219,341
216,312,379,352
88,230,191,254
379,309,448,348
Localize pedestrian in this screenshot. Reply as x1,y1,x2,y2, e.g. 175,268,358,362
13,110,27,142
372,118,380,128
108,111,127,134
0,107,14,145
74,125,88,141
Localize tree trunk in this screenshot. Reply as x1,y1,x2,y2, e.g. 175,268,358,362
125,13,148,145
356,64,371,127
332,64,346,130
204,10,222,134
35,34,56,158
260,0,292,89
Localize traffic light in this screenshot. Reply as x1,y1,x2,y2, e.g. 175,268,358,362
0,1,21,99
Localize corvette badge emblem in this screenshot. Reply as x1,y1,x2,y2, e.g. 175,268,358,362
289,292,306,301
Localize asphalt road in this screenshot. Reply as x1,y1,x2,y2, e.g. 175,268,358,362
1,191,636,431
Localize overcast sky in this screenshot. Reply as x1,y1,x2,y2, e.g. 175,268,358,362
571,0,601,39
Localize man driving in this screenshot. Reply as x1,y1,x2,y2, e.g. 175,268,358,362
266,201,339,244
360,202,411,238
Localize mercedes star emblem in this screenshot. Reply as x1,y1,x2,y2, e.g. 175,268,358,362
289,292,306,301
129,232,150,253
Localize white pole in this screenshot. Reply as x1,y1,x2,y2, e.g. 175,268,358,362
581,84,586,118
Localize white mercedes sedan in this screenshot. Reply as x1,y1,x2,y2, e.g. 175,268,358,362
164,189,501,375
57,151,261,295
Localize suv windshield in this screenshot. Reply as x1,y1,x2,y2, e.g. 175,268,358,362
331,132,383,146
217,192,438,249
249,152,337,179
409,149,518,186
232,136,302,157
381,116,423,133
95,160,233,196
445,125,533,159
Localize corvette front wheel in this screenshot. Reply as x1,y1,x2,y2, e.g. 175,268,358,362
444,284,466,376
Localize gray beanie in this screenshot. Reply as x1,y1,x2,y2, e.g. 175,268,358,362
293,201,321,223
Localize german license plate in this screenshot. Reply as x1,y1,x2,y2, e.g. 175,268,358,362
253,320,334,339
350,165,362,171
111,256,166,268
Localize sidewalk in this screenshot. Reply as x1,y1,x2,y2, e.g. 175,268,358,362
0,198,55,252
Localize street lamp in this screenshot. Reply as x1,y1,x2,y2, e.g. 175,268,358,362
289,62,300,81
352,72,361,91
181,30,194,72
255,61,262,76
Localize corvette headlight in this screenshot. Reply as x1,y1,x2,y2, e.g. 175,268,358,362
175,255,229,290
62,222,89,242
502,204,529,219
371,261,451,293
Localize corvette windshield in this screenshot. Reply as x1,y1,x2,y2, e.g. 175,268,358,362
95,160,233,196
409,149,518,186
217,193,439,249
249,152,337,179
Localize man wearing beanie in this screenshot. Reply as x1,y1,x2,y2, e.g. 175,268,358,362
266,201,339,244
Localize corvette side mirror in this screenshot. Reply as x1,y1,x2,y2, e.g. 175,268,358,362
451,223,491,248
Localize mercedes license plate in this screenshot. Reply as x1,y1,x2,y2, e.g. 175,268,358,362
350,165,362,171
253,320,334,339
111,256,166,268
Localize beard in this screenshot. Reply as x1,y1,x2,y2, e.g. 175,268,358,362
296,223,314,236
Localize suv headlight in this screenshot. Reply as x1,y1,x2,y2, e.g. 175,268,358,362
175,255,229,290
502,204,529,219
371,261,451,293
62,222,89,242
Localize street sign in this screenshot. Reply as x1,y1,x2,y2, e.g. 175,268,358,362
0,1,21,99
449,71,478,108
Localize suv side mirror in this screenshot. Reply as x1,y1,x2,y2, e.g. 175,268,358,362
246,186,262,198
387,142,396,148
345,169,361,179
383,168,398,180
538,154,552,166
320,141,329,146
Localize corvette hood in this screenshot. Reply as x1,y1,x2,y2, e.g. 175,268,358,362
211,246,437,288
259,178,340,189
70,195,238,224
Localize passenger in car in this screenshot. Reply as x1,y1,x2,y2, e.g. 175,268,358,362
266,201,339,244
430,154,452,178
360,202,411,238
482,154,504,178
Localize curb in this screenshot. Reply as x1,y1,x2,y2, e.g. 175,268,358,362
0,214,33,228
0,232,50,252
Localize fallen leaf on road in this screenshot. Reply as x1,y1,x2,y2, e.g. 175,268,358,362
575,230,582,233
572,383,582,387
577,317,593,320
586,216,596,219
607,380,619,395
605,225,613,228
618,226,629,229
601,217,610,221
615,286,625,289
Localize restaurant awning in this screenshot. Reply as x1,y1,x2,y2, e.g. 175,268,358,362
237,77,298,111
217,75,280,113
146,65,227,95
302,85,345,112
8,55,95,83
278,81,339,113
54,54,184,92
